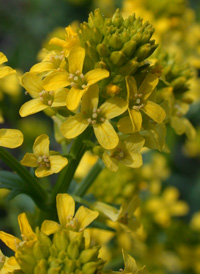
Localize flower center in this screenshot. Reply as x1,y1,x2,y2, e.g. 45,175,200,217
37,155,50,168
87,108,105,125
68,70,88,89
65,215,80,231
131,93,144,110
39,90,54,106
111,148,125,160
50,54,64,69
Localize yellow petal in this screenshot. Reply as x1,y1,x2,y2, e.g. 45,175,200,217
21,72,43,97
68,47,85,74
81,84,99,113
85,69,109,85
20,153,38,167
0,52,7,65
35,166,53,177
18,213,36,241
122,250,138,273
182,118,196,140
49,37,67,47
126,75,138,100
93,120,119,149
43,71,70,91
49,155,68,173
0,231,20,252
124,133,145,153
142,100,166,123
19,98,47,117
61,114,89,139
100,97,128,119
56,194,75,226
129,109,142,132
75,206,99,230
33,134,50,156
66,87,86,111
41,220,60,235
138,73,159,100
0,129,23,148
93,202,119,222
171,116,186,135
102,152,118,172
117,116,135,134
0,66,15,79
121,152,143,168
52,88,68,107
30,62,54,73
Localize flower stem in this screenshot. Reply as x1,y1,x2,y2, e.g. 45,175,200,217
74,158,104,197
50,127,93,205
0,147,48,210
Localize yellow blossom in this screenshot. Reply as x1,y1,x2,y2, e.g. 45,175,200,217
93,196,141,232
41,193,99,235
0,128,23,148
102,133,145,172
43,47,109,111
0,250,20,273
118,73,166,133
19,72,68,117
20,134,68,177
61,84,128,150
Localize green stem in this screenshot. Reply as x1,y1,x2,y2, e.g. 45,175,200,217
74,158,104,197
50,127,93,206
0,147,48,210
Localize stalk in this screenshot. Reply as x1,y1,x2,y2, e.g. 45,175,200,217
74,158,104,197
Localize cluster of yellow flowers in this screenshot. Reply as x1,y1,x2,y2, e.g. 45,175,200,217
0,2,199,274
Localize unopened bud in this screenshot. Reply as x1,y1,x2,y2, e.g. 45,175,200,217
122,40,137,57
110,51,126,66
109,33,123,50
96,43,110,57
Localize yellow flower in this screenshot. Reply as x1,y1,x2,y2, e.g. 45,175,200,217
43,47,109,111
120,249,150,274
61,84,128,149
0,213,37,253
0,250,20,273
93,196,141,232
0,128,23,148
0,52,16,79
118,73,166,133
41,193,99,235
102,133,145,172
49,26,80,57
30,50,67,75
19,72,68,117
20,134,68,177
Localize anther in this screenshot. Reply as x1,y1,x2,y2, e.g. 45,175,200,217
92,113,97,119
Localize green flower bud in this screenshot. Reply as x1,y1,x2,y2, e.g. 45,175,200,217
135,43,157,62
117,59,138,75
93,27,103,44
34,259,47,274
80,247,100,264
67,240,80,259
85,41,99,62
110,51,126,66
96,43,110,57
53,230,69,252
82,262,99,274
109,33,123,50
122,40,137,57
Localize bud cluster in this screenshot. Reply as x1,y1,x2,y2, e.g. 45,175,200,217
14,228,104,274
79,9,157,74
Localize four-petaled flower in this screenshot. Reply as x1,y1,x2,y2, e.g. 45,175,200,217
41,193,99,234
20,134,68,177
19,72,68,117
43,47,109,111
60,84,128,149
118,73,166,133
102,133,145,172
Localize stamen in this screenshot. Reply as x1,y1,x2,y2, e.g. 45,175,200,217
74,76,78,81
